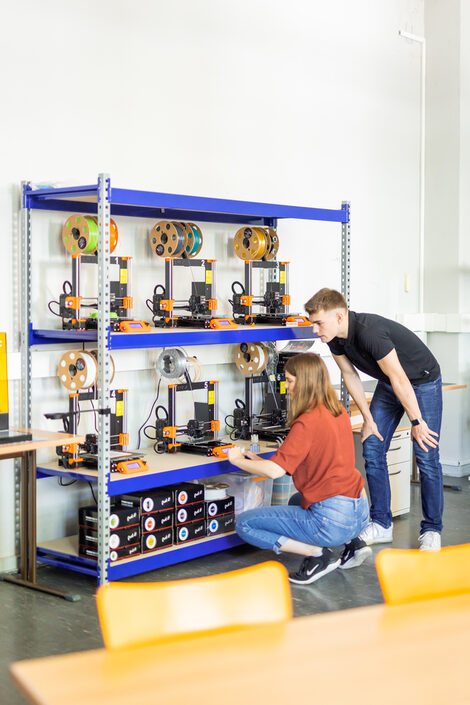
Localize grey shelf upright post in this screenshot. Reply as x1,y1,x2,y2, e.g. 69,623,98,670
340,201,351,413
97,173,112,586
21,183,32,431
18,183,32,568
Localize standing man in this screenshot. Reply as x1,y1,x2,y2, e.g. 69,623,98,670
304,288,443,552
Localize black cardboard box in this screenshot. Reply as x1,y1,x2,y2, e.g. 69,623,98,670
118,488,174,514
166,482,205,507
141,528,173,553
174,518,206,544
174,502,205,526
141,510,173,534
205,496,235,518
79,543,140,562
79,504,140,531
79,526,140,550
206,513,236,536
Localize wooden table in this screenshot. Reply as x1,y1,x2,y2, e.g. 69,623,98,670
1,428,84,600
10,592,470,705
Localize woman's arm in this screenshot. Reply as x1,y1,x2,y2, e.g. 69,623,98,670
227,446,286,479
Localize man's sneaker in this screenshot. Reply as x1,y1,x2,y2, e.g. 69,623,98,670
419,531,441,551
339,537,373,570
288,548,340,585
359,521,393,545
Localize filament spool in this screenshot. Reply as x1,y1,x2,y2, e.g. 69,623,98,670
263,227,279,261
263,341,279,373
234,342,269,375
156,348,188,379
149,221,186,257
184,223,203,258
173,222,190,255
233,226,268,260
204,482,229,501
57,350,115,391
156,348,201,381
62,215,118,255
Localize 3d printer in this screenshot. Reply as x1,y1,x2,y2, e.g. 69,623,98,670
147,220,237,330
48,349,147,474
48,214,150,333
230,226,310,327
147,348,234,458
229,340,314,443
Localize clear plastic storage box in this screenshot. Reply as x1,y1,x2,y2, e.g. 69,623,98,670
205,472,273,516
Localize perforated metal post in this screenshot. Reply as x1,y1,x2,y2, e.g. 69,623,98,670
16,183,33,565
340,201,351,412
20,184,32,430
97,174,111,585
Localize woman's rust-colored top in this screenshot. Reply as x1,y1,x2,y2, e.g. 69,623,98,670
271,404,364,509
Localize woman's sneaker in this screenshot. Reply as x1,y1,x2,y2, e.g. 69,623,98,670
339,537,373,569
288,548,340,585
418,531,441,551
360,521,393,545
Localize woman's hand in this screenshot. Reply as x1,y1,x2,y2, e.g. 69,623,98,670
228,446,246,464
242,450,259,460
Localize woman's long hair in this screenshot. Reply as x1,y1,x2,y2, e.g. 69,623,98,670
285,353,343,424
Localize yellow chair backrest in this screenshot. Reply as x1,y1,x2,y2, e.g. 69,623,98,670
376,544,470,605
97,561,292,650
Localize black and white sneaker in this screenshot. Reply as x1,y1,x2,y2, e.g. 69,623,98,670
339,537,372,570
288,548,340,585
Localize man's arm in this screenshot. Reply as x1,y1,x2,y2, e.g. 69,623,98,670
332,353,384,443
377,349,438,452
227,447,286,478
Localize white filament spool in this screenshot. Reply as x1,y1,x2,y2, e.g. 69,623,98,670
57,350,115,391
204,482,229,500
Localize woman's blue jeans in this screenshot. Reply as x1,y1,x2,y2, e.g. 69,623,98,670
236,492,369,554
362,375,444,534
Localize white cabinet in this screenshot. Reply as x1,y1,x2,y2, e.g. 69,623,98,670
353,428,411,517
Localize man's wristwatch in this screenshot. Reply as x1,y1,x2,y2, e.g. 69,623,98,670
411,418,423,427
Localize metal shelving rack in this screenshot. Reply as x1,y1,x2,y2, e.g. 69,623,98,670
21,173,350,585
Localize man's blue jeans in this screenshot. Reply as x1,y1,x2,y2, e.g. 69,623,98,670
236,492,369,553
362,375,443,534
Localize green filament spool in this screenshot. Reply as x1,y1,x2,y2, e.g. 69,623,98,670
62,215,99,254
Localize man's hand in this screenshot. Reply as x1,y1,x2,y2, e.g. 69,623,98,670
411,420,439,452
361,419,384,443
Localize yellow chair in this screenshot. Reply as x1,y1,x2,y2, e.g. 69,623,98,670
97,561,292,650
376,544,470,606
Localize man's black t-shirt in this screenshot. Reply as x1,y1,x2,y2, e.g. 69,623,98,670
327,311,440,385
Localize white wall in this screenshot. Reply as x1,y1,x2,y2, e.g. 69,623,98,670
0,0,425,568
425,0,470,475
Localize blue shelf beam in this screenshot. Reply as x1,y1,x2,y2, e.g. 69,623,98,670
24,183,349,225
30,324,316,349
36,534,245,580
37,451,275,495
109,533,245,580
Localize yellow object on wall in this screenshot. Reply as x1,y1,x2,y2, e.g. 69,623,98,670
0,333,8,415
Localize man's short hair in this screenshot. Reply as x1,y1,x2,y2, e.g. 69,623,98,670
304,288,348,315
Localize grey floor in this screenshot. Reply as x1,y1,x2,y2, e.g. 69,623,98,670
2,478,470,705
